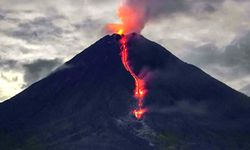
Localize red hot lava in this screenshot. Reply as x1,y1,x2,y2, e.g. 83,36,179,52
106,0,148,119
120,34,148,119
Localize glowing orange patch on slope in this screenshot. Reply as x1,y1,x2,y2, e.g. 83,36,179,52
133,108,148,120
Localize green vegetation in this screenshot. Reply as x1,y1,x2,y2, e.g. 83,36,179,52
155,132,180,150
0,130,46,150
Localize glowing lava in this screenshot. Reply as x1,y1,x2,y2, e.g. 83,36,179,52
106,1,148,119
119,34,148,119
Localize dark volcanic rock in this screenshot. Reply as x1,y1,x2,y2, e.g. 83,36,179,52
0,33,250,150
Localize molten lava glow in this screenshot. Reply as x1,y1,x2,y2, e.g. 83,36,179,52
117,29,124,35
106,0,148,119
120,35,148,119
133,108,148,120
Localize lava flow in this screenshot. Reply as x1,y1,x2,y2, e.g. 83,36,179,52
106,0,148,119
119,34,148,119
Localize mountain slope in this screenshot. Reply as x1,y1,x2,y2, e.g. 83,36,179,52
0,33,250,150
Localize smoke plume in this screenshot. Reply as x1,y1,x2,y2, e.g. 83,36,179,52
106,0,225,34
106,0,147,34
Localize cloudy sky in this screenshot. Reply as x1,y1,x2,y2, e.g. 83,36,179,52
0,0,250,102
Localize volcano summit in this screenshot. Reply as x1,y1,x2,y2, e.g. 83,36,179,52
0,33,250,150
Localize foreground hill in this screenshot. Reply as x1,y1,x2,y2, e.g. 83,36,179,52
0,33,250,150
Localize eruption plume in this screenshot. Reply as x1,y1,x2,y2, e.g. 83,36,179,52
105,0,224,35
106,0,147,34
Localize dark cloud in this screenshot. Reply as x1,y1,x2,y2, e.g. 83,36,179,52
0,14,4,20
222,32,250,72
0,9,7,20
0,8,29,22
22,58,63,86
6,17,64,43
187,44,221,66
0,57,19,70
74,17,108,37
127,0,225,20
185,31,250,81
75,18,103,31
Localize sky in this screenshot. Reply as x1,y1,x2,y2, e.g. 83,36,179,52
0,0,250,102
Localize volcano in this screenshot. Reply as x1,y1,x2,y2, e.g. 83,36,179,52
1,33,250,150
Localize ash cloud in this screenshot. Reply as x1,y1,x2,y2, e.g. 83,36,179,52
127,0,224,17
117,0,226,33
